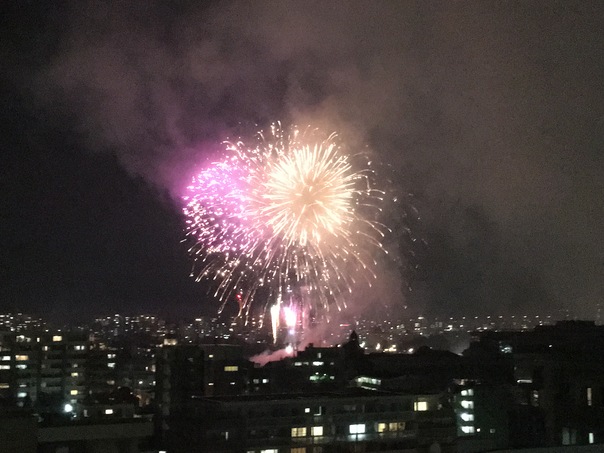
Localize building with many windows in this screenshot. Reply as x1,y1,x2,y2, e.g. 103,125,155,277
0,331,88,411
164,389,456,452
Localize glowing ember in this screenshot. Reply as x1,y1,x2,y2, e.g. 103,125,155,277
283,306,297,329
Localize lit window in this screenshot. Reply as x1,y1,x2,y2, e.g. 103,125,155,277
107,354,116,359
589,432,594,444
461,389,474,396
312,361,324,366
311,426,323,436
52,336,62,342
71,372,79,377
224,366,239,372
349,424,365,434
17,392,27,398
15,355,28,361
105,409,114,415
377,423,387,433
290,448,306,453
15,364,27,370
74,345,86,351
304,407,311,413
262,378,269,384
414,401,428,411
385,421,406,431
0,383,9,389
291,427,307,437
461,400,474,410
461,426,475,434
587,387,593,406
70,389,78,395
1,356,10,361
107,362,115,368
260,450,278,453
460,413,474,422
532,390,540,406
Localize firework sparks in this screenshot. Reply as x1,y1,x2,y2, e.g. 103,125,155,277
183,124,387,325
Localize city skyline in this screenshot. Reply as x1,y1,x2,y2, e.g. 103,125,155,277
2,2,603,323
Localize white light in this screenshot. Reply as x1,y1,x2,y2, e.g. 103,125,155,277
461,400,474,409
64,403,74,413
414,401,428,411
311,426,323,436
460,412,474,422
349,423,365,434
105,409,114,415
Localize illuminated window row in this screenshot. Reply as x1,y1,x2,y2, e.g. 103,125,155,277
377,422,406,433
291,426,323,437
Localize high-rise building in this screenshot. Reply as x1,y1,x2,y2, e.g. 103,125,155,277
0,331,88,411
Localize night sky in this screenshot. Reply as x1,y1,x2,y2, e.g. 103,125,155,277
1,1,603,323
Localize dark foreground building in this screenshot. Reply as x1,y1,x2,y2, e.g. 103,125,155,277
471,320,604,448
165,389,456,453
0,406,153,453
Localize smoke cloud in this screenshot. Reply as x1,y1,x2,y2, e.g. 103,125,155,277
21,1,604,318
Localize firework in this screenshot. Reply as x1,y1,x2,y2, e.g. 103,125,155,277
183,124,387,327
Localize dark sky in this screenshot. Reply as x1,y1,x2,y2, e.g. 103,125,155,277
1,1,603,322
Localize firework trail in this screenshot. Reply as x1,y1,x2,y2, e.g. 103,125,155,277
183,124,388,328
